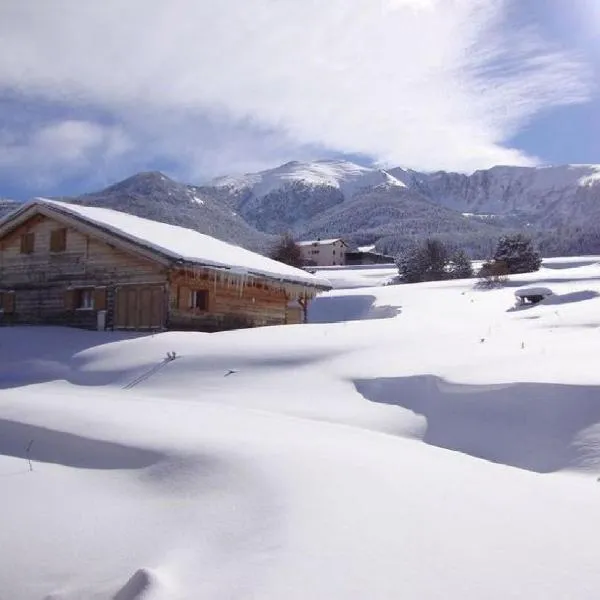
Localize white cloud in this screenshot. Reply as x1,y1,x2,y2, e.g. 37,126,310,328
0,0,591,180
0,120,131,186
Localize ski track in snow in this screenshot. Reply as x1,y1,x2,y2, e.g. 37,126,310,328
3,258,600,598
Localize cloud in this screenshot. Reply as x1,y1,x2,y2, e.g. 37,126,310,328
0,120,131,187
0,0,591,187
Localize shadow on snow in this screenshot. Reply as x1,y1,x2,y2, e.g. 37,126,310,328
0,419,163,470
507,290,600,313
308,294,401,324
354,375,600,474
0,326,153,389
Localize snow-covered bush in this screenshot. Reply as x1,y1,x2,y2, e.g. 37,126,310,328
447,249,474,279
396,239,474,283
493,234,542,274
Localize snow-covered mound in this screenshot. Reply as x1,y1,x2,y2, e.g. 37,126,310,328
4,260,600,598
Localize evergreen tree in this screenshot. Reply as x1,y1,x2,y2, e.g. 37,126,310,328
396,244,428,283
396,238,472,283
447,249,474,279
493,234,542,274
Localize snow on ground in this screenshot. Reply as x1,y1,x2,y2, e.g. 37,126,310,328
311,263,397,289
4,260,600,599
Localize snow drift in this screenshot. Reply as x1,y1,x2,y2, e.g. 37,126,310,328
3,259,600,599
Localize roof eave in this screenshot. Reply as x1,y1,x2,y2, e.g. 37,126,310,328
178,259,331,290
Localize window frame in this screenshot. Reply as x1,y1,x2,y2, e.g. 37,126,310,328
75,288,94,311
50,228,67,253
190,289,209,311
20,232,35,254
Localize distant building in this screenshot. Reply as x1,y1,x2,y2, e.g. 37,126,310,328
297,238,349,266
344,250,395,266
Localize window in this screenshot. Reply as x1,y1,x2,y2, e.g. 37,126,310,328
76,289,94,310
20,232,34,254
50,228,67,253
191,289,208,310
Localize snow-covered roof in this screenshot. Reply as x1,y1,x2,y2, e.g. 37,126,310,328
13,199,331,288
297,238,345,247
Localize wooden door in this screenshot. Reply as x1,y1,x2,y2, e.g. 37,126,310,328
150,286,164,327
114,285,165,329
126,287,139,328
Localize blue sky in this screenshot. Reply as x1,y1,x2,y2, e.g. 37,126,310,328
507,0,600,165
0,0,597,200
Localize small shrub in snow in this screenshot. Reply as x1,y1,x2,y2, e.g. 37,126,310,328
477,260,509,288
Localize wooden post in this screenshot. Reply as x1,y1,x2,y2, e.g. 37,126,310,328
298,295,308,324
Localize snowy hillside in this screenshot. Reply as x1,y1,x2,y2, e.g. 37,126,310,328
299,184,504,254
5,160,599,259
202,159,505,250
394,164,600,227
210,158,405,198
0,199,20,219
200,159,600,254
58,172,274,253
4,259,600,598
205,159,406,236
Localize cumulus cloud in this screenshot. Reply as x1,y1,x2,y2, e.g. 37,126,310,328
0,0,591,187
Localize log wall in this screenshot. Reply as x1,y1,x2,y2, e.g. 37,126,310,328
0,212,320,331
0,214,166,328
168,268,305,331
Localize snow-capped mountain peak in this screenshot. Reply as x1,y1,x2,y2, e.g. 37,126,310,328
210,159,405,199
387,163,600,227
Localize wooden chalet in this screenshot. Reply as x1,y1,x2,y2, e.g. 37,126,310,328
0,200,330,331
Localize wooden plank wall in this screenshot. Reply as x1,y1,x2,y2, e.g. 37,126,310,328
0,213,320,331
168,268,305,330
0,214,167,327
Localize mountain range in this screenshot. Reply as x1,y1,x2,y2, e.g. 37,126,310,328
2,159,600,258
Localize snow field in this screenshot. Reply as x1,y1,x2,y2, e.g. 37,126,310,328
3,259,600,598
